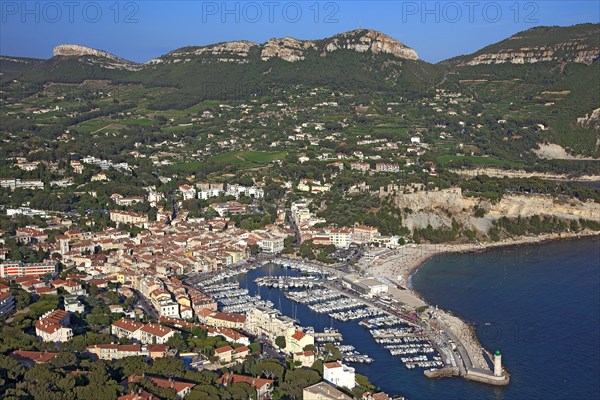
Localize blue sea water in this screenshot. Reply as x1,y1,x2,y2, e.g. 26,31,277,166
236,237,600,400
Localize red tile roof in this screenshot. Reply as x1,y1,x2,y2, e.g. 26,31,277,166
11,350,59,364
140,323,175,338
112,318,144,333
128,375,195,394
118,390,156,400
214,345,233,354
212,312,246,324
234,346,250,354
291,330,306,340
218,372,273,390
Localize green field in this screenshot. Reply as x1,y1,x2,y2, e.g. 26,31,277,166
74,118,153,133
168,160,207,174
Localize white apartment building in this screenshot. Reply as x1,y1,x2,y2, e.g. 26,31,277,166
323,361,356,389
36,309,73,342
138,323,176,344
258,236,285,254
327,228,353,249
157,300,180,318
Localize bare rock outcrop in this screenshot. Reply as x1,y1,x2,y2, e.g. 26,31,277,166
459,42,600,66
153,29,418,65
324,30,419,60
53,44,139,70
261,37,316,62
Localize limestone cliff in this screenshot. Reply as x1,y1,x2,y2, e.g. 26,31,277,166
53,44,140,71
150,41,258,65
387,187,600,233
323,30,418,60
152,29,418,65
459,43,599,66
449,24,600,67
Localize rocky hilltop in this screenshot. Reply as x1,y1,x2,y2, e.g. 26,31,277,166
53,44,140,71
449,24,600,66
152,29,418,64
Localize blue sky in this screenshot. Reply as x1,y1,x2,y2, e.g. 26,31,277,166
1,1,598,63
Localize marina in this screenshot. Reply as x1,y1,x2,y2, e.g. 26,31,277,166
201,260,453,373
188,256,514,397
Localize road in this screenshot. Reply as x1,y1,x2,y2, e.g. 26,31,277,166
133,289,158,320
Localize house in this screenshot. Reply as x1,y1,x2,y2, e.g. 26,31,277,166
63,294,85,313
179,185,196,201
52,279,83,295
118,390,156,400
303,381,353,400
15,228,48,244
146,344,170,359
233,345,250,360
127,375,195,399
180,306,193,320
218,372,274,400
297,179,331,193
109,304,124,314
70,160,84,174
293,350,315,368
286,330,314,354
10,350,59,366
111,318,144,341
36,309,73,342
91,172,109,181
88,343,170,360
214,345,234,363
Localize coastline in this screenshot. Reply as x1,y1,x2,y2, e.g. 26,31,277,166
369,229,600,294
365,229,600,374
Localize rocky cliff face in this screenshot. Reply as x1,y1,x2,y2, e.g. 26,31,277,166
323,30,419,60
260,37,315,62
453,24,600,66
53,44,140,70
389,187,600,233
460,42,600,66
150,41,258,65
152,29,418,64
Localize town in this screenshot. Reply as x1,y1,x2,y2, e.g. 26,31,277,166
1,20,599,400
